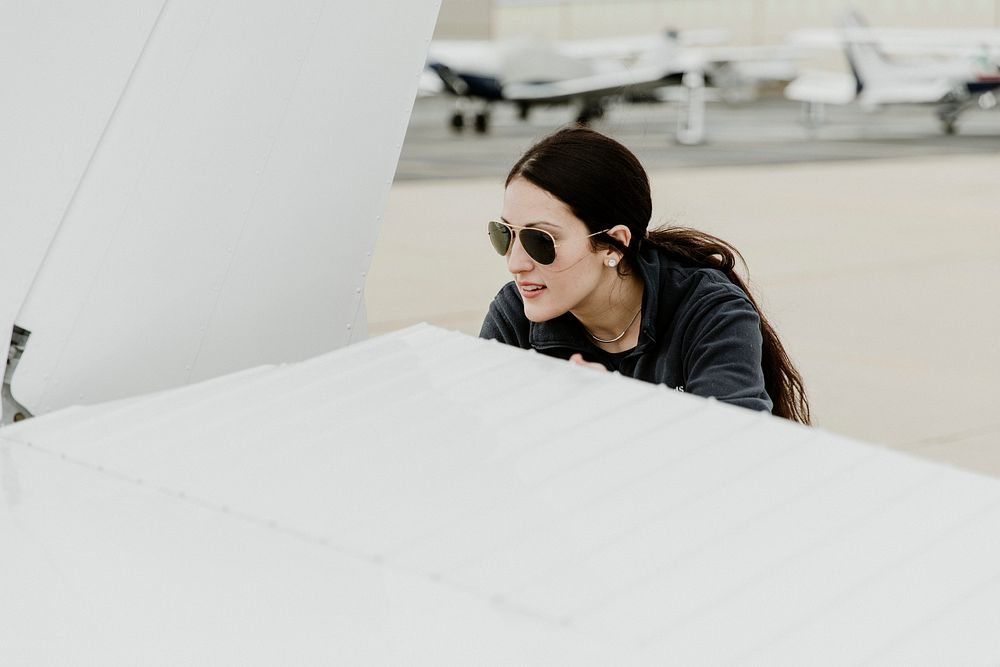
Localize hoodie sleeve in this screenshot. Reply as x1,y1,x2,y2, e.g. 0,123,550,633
682,291,773,413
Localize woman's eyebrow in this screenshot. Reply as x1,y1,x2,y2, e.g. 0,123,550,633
500,216,560,230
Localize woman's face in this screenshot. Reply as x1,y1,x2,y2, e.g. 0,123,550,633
500,177,612,323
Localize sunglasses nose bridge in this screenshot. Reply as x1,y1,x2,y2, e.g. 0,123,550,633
507,230,535,267
511,231,551,274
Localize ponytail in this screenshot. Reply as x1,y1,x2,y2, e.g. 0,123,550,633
641,227,811,424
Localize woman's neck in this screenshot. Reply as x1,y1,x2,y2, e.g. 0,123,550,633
571,272,645,353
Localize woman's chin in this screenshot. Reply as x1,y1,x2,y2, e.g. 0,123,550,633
522,303,562,323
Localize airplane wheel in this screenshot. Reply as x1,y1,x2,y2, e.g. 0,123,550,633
576,102,604,125
449,111,465,132
937,107,960,135
474,112,490,134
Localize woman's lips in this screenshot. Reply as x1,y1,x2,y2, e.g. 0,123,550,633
519,283,546,299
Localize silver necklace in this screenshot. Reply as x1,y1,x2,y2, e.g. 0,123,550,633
584,307,641,344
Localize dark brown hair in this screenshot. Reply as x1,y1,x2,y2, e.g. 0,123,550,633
507,126,810,424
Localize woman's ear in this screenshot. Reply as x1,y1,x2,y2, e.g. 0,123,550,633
605,224,632,258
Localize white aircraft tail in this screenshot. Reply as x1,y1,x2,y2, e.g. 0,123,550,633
839,8,956,107
0,0,440,423
840,9,884,96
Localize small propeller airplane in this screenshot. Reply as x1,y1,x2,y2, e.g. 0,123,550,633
785,9,1000,134
424,32,692,132
424,30,801,134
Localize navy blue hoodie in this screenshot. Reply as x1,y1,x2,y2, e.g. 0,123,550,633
479,243,773,413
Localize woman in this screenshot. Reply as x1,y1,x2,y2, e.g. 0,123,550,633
480,126,810,424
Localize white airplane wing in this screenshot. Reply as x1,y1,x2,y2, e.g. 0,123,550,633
858,80,957,106
784,71,858,105
549,31,731,63
789,27,1000,51
1,0,439,421
3,324,1000,663
502,65,676,103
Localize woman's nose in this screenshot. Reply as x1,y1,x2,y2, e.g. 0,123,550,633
506,235,534,274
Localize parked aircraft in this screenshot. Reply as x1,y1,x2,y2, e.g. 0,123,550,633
424,33,689,132
785,10,1000,133
425,31,801,133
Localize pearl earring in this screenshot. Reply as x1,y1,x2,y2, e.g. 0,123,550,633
607,258,618,267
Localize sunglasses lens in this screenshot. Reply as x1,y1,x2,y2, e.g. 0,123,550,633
520,229,556,264
487,221,512,256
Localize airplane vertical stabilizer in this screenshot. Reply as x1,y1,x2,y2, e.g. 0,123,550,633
0,0,170,421
0,0,441,420
840,9,960,108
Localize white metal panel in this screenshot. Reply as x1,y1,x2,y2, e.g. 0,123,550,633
9,0,438,415
0,0,166,420
2,324,999,663
0,442,626,665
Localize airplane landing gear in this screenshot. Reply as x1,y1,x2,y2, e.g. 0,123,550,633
450,101,491,134
474,111,490,133
801,101,826,132
676,71,706,146
576,101,605,125
937,106,961,135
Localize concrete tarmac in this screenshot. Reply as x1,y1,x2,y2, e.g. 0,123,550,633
396,94,1000,178
369,95,1000,478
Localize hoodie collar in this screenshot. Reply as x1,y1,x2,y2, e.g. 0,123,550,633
528,243,665,350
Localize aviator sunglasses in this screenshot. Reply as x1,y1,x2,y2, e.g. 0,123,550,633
487,220,610,265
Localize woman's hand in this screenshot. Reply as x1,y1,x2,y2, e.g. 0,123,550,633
569,353,608,372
